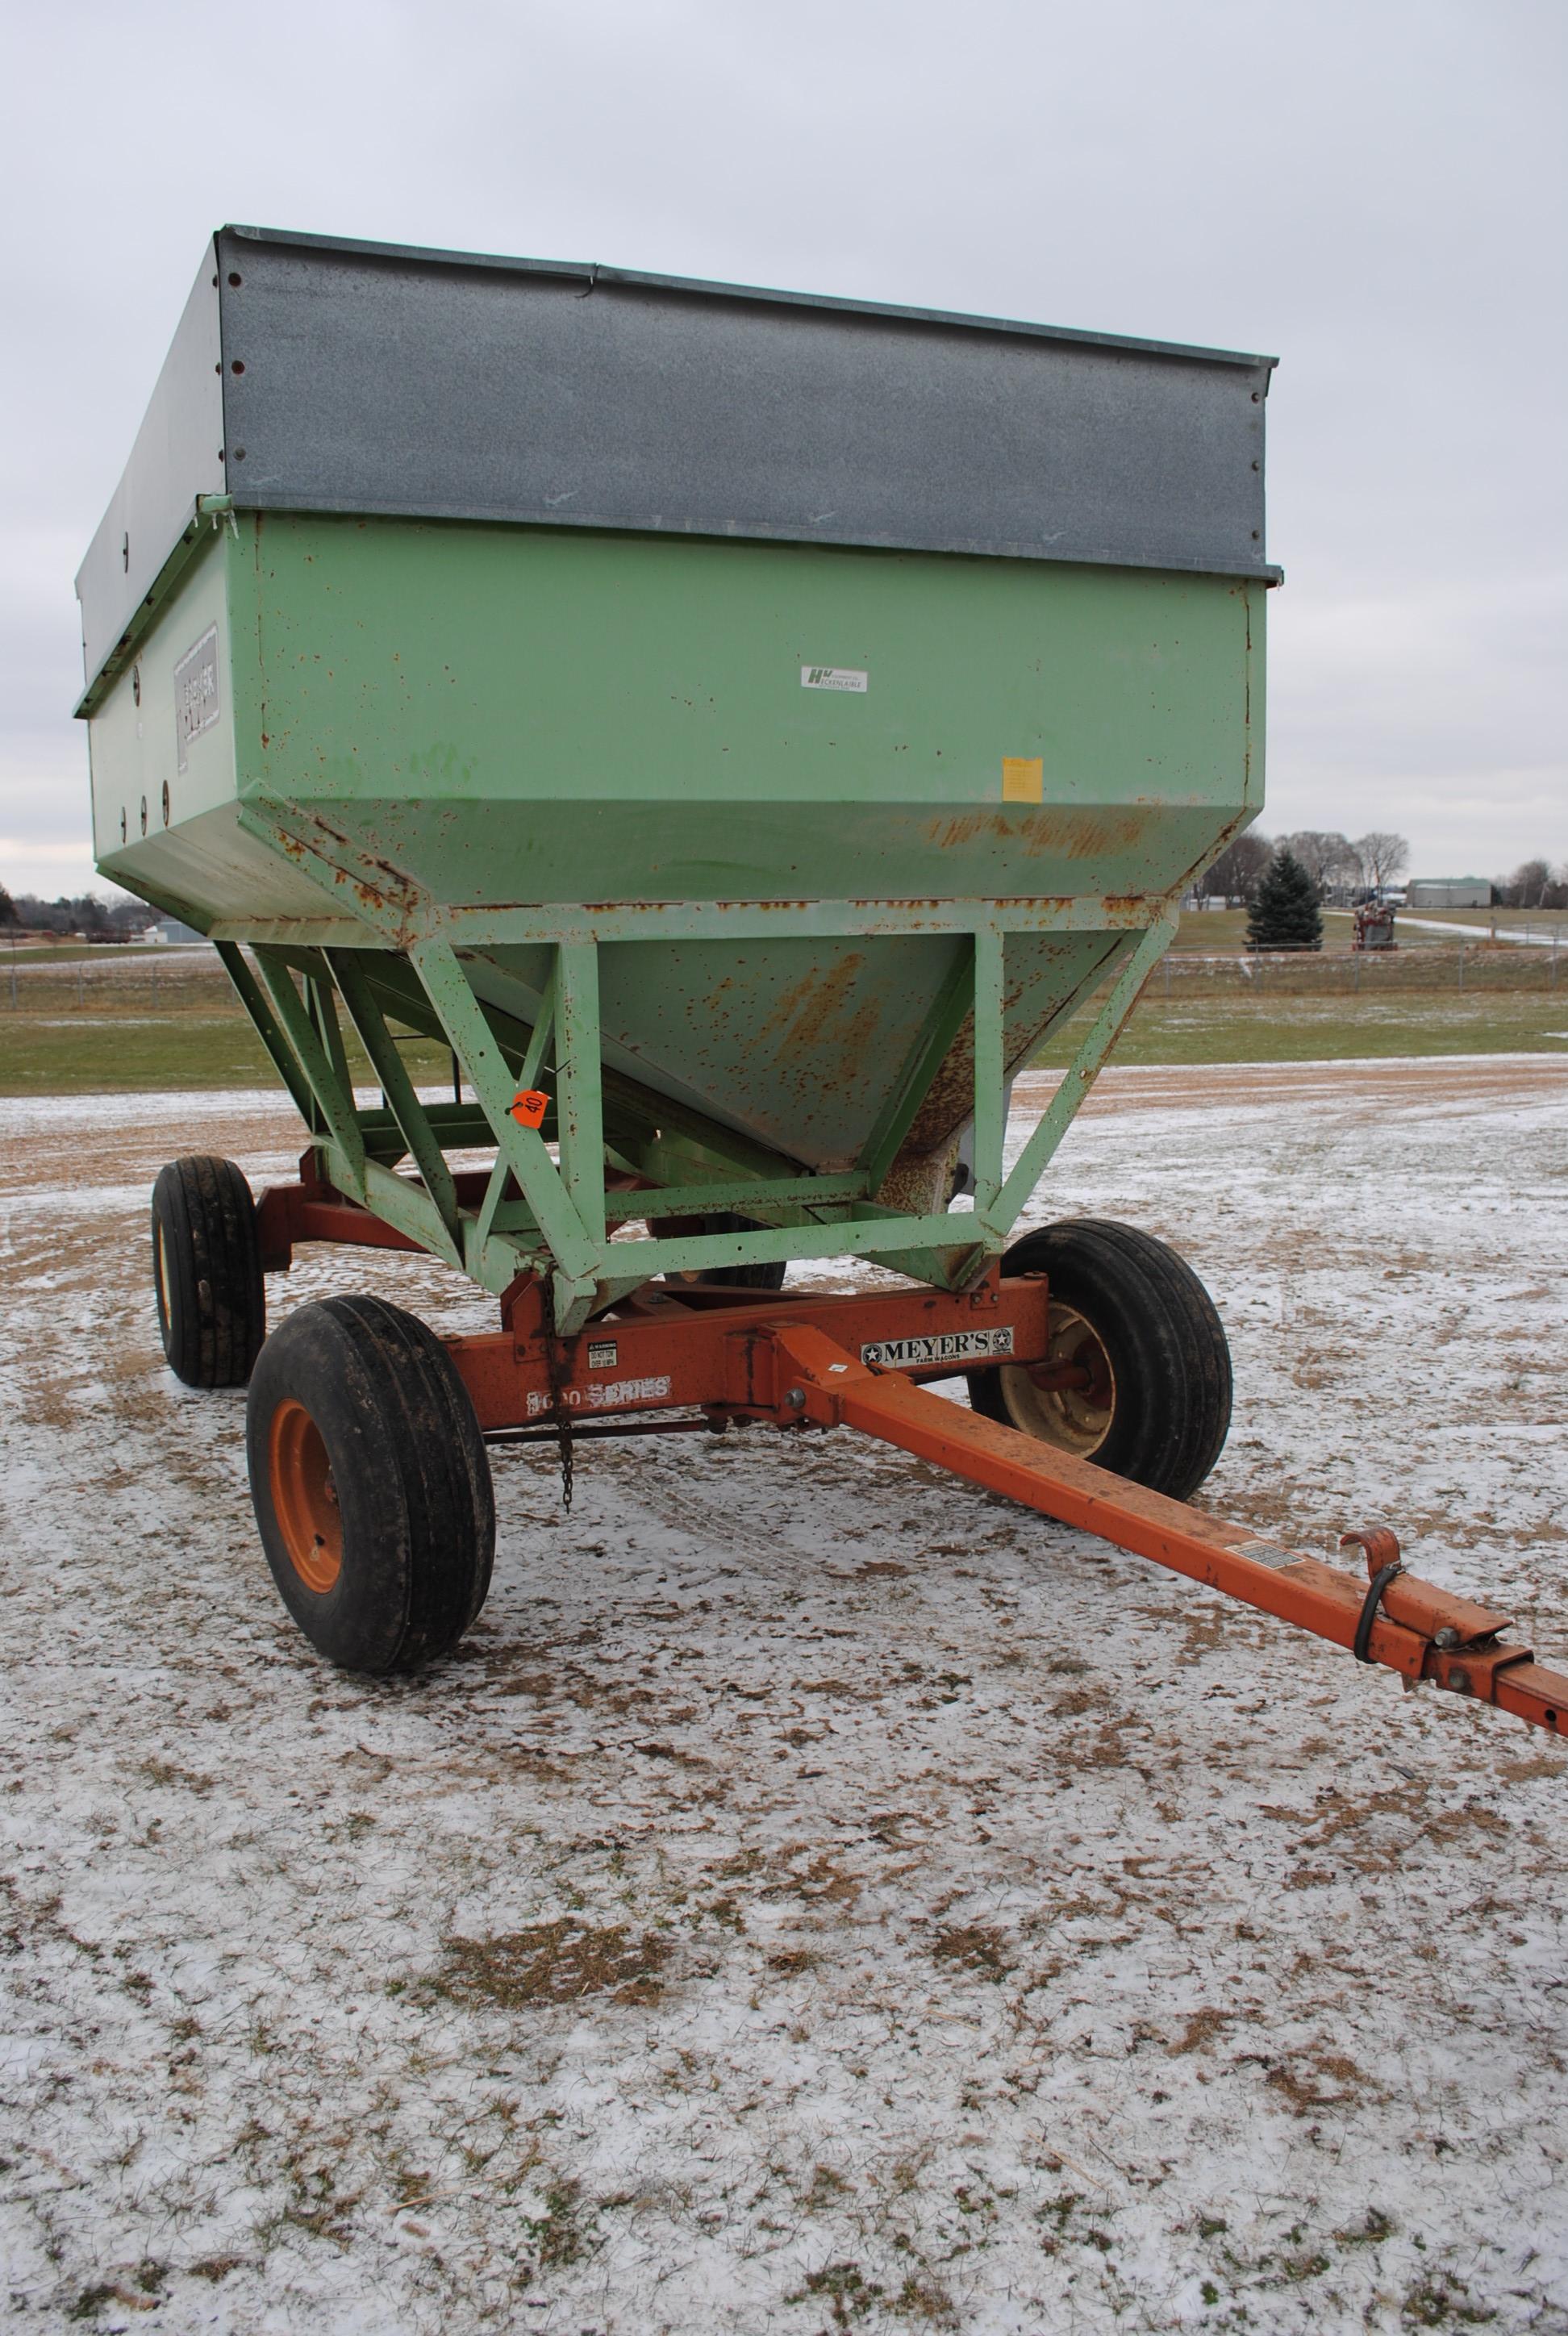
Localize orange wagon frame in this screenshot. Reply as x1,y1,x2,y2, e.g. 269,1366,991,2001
256,1171,1568,1741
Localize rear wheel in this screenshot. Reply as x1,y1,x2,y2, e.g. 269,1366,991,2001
246,1295,495,1674
969,1219,1231,1499
151,1156,265,1388
694,1211,787,1291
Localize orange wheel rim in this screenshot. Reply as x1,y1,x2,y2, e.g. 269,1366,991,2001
996,1301,1116,1459
268,1396,344,1593
156,1220,173,1323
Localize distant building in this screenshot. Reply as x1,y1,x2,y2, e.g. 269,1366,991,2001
139,917,206,945
1407,878,1491,910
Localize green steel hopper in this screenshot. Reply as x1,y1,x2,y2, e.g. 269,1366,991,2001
77,227,1568,1738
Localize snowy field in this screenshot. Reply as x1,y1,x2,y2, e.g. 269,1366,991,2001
2,1058,1566,2335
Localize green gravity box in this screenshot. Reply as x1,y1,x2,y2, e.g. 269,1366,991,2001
77,226,1274,1325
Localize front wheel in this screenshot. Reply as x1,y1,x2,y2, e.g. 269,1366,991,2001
969,1219,1232,1500
246,1295,495,1674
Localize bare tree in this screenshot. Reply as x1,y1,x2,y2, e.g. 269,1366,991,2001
1353,831,1410,891
1199,830,1273,905
1278,830,1359,899
1504,857,1553,909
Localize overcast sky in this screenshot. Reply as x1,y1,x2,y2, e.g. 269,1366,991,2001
2,0,1562,897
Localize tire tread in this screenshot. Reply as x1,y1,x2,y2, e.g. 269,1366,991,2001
246,1294,494,1674
152,1155,265,1387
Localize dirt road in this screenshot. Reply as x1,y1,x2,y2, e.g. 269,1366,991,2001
2,1061,1565,2334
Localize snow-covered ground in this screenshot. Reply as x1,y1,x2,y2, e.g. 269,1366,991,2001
2,1059,1565,2336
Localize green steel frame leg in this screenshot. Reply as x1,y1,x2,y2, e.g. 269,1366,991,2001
556,944,606,1249
979,910,1178,1243
212,941,317,1128
409,936,602,1324
327,949,462,1266
971,924,1007,1219
252,950,367,1183
473,966,556,1252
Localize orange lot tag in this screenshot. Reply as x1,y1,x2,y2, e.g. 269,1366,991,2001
511,1089,548,1130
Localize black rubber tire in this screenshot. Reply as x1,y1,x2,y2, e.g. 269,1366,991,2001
969,1218,1232,1500
696,1212,788,1291
246,1295,495,1675
151,1155,266,1388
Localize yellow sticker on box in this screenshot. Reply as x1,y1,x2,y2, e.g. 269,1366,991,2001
1002,757,1044,803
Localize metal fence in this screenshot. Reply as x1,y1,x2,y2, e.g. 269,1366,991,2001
2,936,1563,1017
2,951,233,1012
1149,942,1561,999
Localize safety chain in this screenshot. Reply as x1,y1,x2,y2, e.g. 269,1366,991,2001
1341,1526,1403,1663
540,1275,575,1512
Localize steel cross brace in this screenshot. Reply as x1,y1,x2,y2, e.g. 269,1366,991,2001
762,1323,1567,1738
976,911,1177,1244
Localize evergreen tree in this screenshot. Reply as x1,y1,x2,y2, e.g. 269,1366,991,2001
1247,848,1323,950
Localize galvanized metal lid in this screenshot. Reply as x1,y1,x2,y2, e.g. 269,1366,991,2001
77,224,1278,691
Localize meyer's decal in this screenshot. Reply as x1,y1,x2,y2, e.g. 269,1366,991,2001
860,1329,1016,1368
174,625,220,772
801,665,868,693
526,1374,672,1418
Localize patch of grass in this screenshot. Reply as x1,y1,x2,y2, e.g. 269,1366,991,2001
67,2287,117,2321
1036,2191,1083,2254
3,928,1564,1100
1,940,174,964
439,1919,670,2009
1336,2207,1394,2246
1174,908,1459,953
929,1923,1013,1980
894,2274,958,2326
1036,989,1568,1068
0,1007,454,1095
803,2163,853,2209
523,2177,594,2269
1407,906,1566,936
1401,2272,1498,2327
786,2261,885,2327
766,1946,816,1976
140,1757,215,1795
0,1013,276,1092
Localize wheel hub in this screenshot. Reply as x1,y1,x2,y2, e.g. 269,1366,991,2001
267,1396,344,1593
999,1301,1116,1458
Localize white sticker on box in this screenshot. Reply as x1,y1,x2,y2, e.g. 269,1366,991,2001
801,665,868,693
174,625,220,772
